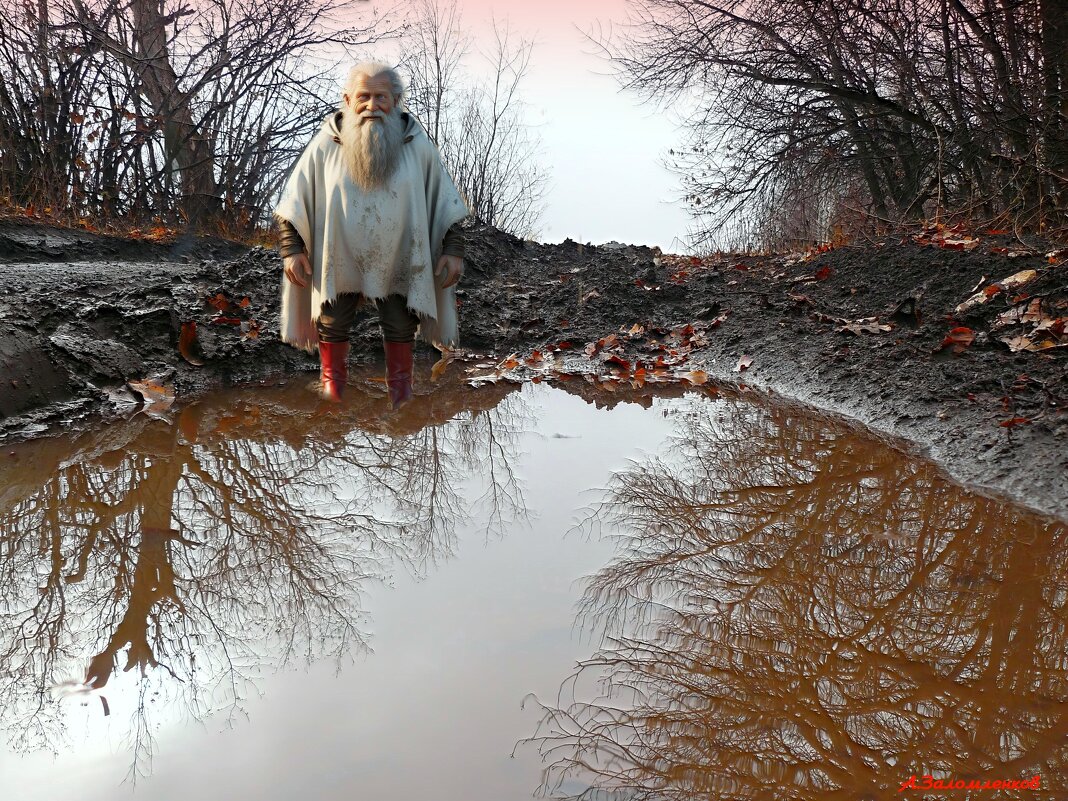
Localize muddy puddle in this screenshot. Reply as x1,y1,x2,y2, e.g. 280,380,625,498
0,368,1065,800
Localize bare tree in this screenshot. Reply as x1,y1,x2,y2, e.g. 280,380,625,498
0,0,399,234
596,0,1068,250
400,1,548,238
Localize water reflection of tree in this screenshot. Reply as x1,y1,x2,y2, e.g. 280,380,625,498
0,373,531,781
526,396,1068,800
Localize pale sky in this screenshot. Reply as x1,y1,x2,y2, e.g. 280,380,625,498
358,0,695,252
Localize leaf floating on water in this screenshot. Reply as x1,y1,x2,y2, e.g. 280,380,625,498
127,376,176,422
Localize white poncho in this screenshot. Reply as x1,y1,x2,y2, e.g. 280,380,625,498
274,111,469,352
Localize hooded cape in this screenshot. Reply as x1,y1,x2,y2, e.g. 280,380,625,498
274,111,469,352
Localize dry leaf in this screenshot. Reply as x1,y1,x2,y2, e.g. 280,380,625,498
178,321,204,366
682,369,708,385
735,354,753,372
938,327,975,353
955,269,1038,314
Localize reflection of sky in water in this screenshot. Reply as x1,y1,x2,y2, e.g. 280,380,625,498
0,378,686,799
4,373,1064,800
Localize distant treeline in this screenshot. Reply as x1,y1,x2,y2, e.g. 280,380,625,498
608,0,1068,249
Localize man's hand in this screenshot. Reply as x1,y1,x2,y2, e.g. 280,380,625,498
284,253,312,288
434,254,464,288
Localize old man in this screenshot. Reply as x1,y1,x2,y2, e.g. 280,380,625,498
274,62,469,406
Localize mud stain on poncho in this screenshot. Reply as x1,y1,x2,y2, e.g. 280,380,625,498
274,111,469,352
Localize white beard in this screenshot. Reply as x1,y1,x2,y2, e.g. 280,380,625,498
338,106,405,191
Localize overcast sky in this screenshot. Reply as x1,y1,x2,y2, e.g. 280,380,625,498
357,0,695,252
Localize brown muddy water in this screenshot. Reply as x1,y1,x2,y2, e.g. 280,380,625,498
0,367,1065,800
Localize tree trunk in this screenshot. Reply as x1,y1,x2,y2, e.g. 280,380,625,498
128,0,220,229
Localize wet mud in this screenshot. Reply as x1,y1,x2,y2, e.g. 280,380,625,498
1,216,1065,521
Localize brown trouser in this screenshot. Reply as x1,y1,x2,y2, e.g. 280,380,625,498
317,292,419,344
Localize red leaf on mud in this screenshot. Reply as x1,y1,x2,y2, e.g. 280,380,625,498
734,354,753,372
999,416,1031,428
983,285,1003,298
239,297,251,308
814,266,833,281
986,228,1008,235
733,263,749,271
604,354,631,371
554,340,573,350
526,350,544,364
938,326,975,354
990,247,1009,255
689,256,701,266
178,321,204,366
208,292,232,311
211,316,242,325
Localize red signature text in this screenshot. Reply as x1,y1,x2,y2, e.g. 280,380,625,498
899,775,1042,792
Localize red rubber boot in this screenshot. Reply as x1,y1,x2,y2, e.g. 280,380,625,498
383,340,414,409
318,340,349,402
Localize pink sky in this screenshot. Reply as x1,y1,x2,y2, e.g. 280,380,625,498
368,0,693,251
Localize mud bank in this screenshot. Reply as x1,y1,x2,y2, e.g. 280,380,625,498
1,217,1065,522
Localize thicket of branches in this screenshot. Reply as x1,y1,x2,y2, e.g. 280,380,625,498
0,0,393,234
0,0,548,240
605,0,1068,250
399,0,548,238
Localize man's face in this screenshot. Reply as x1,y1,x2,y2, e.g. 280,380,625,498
344,74,396,121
